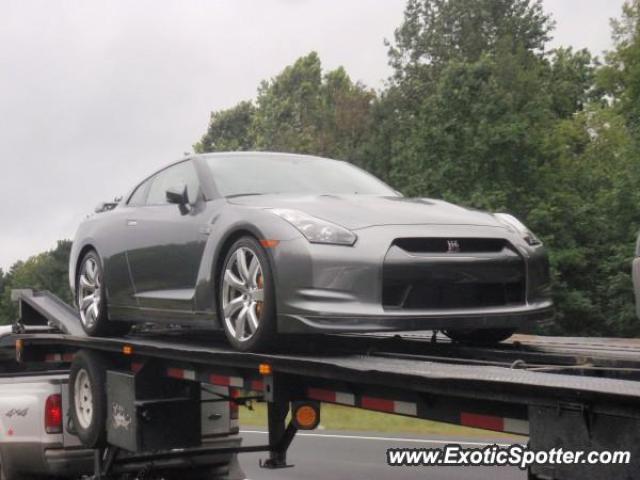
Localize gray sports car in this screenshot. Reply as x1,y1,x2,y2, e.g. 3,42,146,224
69,152,553,351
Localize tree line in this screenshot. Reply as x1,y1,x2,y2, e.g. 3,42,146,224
2,0,640,337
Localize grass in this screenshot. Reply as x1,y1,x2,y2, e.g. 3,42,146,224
240,402,520,439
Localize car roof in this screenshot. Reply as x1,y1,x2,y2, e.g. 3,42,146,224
192,151,340,163
122,152,343,206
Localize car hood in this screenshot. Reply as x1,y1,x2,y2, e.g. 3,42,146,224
227,194,506,230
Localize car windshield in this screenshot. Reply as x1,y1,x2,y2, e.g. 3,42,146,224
205,155,399,197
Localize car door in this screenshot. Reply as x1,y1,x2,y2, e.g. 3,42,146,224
125,160,209,312
101,179,152,309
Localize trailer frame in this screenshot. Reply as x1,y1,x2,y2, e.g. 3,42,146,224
9,290,640,479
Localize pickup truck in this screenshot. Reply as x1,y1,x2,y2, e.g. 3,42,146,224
1,324,88,479
0,326,244,479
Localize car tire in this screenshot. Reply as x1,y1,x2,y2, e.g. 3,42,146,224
76,250,130,337
219,237,276,352
69,349,111,448
444,328,515,345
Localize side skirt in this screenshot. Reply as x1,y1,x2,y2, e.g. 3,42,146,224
109,305,221,329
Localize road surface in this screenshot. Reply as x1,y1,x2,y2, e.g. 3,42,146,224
240,430,526,480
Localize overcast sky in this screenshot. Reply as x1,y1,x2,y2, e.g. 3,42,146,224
0,0,626,271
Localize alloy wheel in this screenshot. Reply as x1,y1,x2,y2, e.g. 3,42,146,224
78,256,101,330
222,247,265,342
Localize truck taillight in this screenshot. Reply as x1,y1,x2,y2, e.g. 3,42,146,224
230,388,239,420
45,394,62,434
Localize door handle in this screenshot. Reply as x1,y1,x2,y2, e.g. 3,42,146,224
126,219,138,227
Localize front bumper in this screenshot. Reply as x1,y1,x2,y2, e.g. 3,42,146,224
271,225,553,334
283,301,554,333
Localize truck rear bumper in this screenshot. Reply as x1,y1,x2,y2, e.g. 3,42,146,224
2,436,242,477
44,446,94,475
0,443,93,477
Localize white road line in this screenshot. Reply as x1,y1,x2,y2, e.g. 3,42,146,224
239,429,519,447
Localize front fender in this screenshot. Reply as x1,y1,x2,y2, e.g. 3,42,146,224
193,207,301,319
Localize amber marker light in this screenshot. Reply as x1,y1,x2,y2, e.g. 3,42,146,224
293,402,321,430
122,345,134,355
260,239,280,248
259,363,272,375
15,339,23,361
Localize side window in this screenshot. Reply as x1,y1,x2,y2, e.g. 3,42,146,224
145,161,200,206
127,178,151,206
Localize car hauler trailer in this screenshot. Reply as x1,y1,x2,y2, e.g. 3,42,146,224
8,290,640,479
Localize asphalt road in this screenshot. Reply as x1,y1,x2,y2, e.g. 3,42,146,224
239,430,526,480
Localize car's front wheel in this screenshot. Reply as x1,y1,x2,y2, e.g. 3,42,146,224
219,237,276,352
76,250,130,337
444,328,515,345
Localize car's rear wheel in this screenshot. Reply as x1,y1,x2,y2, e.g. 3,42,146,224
444,328,515,345
219,237,276,352
76,250,130,337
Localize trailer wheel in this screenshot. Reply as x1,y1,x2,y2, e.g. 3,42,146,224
444,328,515,345
69,350,110,448
76,249,130,337
219,237,276,352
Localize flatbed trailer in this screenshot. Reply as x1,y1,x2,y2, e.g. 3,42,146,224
8,290,640,479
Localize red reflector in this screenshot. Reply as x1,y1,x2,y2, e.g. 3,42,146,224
460,412,504,431
167,367,184,379
45,394,63,434
307,387,336,403
230,388,239,420
361,396,395,413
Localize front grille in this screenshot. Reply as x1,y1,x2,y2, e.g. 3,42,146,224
393,237,507,254
383,238,526,310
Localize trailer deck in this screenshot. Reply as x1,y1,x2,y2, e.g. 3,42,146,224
8,290,640,479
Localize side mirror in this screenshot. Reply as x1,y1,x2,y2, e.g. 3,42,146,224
166,183,188,205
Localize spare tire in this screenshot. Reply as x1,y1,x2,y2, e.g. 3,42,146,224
69,349,111,448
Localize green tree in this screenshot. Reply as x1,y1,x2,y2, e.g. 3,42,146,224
194,101,256,153
252,52,375,159
532,107,640,335
0,241,73,325
547,47,599,118
386,46,554,213
388,0,553,102
195,52,375,162
598,0,640,131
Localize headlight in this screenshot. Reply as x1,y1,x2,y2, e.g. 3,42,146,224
494,213,542,246
271,209,357,246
